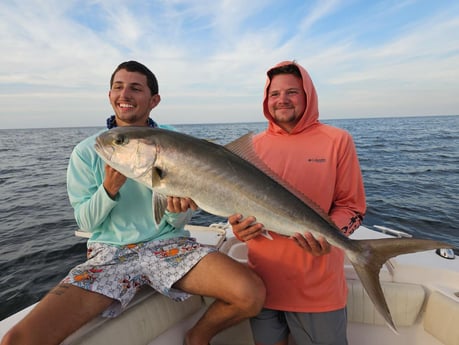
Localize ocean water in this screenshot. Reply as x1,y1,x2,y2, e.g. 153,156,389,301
1,115,458,320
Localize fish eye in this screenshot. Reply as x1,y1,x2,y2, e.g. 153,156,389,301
114,134,128,146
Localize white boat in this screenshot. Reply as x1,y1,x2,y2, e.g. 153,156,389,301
1,223,458,345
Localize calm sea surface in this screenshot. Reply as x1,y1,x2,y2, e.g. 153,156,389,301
1,115,458,320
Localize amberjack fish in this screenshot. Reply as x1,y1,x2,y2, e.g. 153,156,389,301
95,126,454,332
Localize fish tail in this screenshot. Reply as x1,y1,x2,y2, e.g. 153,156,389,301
347,237,454,333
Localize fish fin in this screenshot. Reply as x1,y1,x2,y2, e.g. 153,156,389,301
261,230,273,240
225,133,338,230
152,192,168,226
348,237,455,333
224,132,257,161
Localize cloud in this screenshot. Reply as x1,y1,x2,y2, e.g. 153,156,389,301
0,0,458,128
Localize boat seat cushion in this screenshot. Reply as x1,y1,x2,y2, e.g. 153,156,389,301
62,289,203,345
347,279,426,327
423,291,459,345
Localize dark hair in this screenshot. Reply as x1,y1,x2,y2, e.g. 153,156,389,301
267,63,302,80
110,61,159,95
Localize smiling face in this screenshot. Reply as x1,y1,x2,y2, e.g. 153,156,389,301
108,69,161,127
266,73,306,133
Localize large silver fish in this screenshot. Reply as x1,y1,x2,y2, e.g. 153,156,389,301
95,126,454,332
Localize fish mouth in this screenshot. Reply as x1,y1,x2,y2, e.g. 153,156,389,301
94,136,150,180
94,137,114,161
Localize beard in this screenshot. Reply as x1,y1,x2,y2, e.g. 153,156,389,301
273,108,300,125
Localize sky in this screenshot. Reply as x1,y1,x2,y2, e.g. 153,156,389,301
1,0,458,129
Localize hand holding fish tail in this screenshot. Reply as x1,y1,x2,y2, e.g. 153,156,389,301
291,232,331,256
229,214,264,242
166,196,198,213
103,164,127,198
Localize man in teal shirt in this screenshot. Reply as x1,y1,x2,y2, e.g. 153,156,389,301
67,124,191,245
1,61,265,345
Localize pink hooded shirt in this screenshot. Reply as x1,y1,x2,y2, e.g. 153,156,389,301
247,61,366,311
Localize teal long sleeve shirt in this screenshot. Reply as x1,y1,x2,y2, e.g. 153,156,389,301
67,127,191,246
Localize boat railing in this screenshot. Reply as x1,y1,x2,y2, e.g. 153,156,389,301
373,225,412,238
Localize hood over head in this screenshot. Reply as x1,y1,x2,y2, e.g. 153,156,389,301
263,61,319,134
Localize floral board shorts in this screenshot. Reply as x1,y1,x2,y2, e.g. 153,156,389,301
61,237,216,317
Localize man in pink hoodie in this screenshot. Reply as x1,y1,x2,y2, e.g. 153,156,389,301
229,61,366,345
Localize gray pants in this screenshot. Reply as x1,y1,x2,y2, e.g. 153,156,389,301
250,307,348,345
